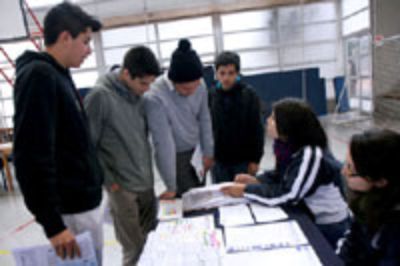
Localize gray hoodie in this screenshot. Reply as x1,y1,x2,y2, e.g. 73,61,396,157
144,74,214,192
84,70,154,192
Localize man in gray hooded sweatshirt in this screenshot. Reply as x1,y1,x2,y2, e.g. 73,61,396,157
144,39,214,199
84,46,160,265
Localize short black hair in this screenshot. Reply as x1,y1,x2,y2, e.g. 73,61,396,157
123,46,161,78
215,51,240,72
273,98,327,151
44,2,102,46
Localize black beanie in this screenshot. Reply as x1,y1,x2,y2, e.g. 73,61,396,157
168,39,203,83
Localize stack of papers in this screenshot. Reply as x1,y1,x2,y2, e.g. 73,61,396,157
138,215,224,266
249,203,288,223
224,220,308,253
182,183,248,211
219,204,254,227
157,199,183,221
13,232,98,266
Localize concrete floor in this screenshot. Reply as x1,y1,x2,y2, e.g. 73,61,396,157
0,113,394,266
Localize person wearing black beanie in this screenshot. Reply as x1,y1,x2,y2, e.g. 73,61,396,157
144,39,214,199
168,39,203,83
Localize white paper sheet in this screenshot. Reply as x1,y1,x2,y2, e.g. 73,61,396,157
222,245,322,266
219,204,254,227
224,220,309,253
13,232,97,266
156,215,215,237
157,199,183,221
249,203,288,223
190,145,204,181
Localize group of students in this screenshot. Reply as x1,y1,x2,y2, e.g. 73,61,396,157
11,2,400,266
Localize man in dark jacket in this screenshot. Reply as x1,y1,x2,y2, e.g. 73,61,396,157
209,51,264,183
13,2,103,263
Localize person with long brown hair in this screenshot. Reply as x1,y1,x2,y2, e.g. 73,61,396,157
339,129,400,265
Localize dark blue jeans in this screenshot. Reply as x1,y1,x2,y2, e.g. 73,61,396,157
212,161,249,183
317,216,352,249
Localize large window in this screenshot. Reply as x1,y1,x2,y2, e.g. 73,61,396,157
0,82,13,128
0,40,37,128
101,24,158,67
1,0,347,127
341,0,372,113
221,9,278,73
158,16,215,67
71,42,99,88
344,36,372,112
220,2,338,79
278,2,338,80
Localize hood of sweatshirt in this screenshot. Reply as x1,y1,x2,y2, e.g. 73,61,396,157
95,68,140,103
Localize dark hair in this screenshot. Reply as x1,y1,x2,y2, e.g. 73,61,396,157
349,129,400,231
273,98,327,151
44,2,102,46
122,46,160,78
215,51,240,72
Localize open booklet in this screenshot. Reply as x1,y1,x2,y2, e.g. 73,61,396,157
12,232,97,266
219,203,289,227
224,220,309,253
221,245,322,266
182,183,248,212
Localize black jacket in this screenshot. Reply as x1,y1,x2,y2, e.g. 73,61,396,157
13,51,103,238
338,211,400,266
209,81,264,164
245,146,349,225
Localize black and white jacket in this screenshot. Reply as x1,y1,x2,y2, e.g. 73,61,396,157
245,146,349,225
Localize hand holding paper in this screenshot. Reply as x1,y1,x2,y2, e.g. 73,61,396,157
202,156,214,176
159,191,176,200
50,229,81,260
220,183,246,197
234,174,260,184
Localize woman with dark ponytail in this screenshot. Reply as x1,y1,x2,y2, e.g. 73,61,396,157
222,98,350,247
339,129,400,265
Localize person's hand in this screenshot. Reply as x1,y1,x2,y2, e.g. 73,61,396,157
159,191,176,199
49,229,81,260
202,156,214,176
346,176,373,192
247,162,259,176
109,183,120,192
235,174,260,185
220,184,246,197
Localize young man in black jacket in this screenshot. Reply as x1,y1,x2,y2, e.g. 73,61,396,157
209,52,264,183
13,3,104,263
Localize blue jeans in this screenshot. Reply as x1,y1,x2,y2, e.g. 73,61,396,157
212,161,249,183
317,216,352,249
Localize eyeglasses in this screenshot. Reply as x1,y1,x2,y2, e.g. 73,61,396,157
344,161,360,177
